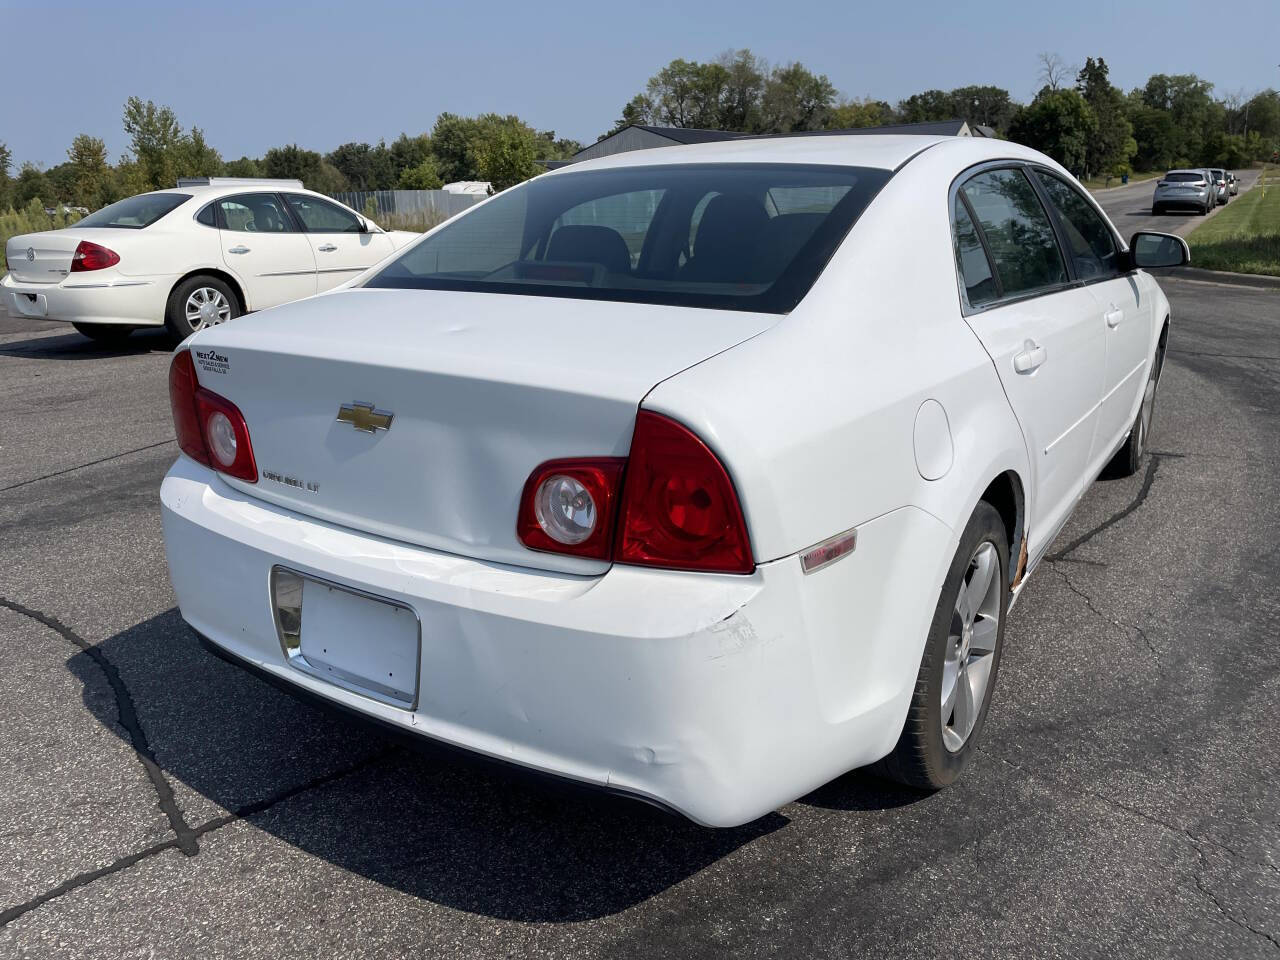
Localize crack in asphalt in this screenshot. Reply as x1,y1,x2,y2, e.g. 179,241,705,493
0,597,199,856
1046,563,1160,659
1046,453,1171,563
994,756,1280,950
0,439,176,495
0,749,395,929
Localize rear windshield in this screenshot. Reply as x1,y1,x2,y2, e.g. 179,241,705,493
1165,172,1203,182
364,163,892,313
75,192,190,229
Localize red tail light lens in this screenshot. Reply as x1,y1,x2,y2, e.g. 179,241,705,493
167,350,257,482
517,459,624,560
69,240,120,272
617,412,753,574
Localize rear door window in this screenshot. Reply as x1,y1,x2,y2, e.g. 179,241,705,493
952,195,998,307
960,169,1067,300
218,193,295,233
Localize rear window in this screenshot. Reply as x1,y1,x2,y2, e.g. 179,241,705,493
1165,172,1203,182
365,163,892,314
75,192,190,229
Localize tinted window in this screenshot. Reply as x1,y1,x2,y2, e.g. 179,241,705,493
218,193,294,233
75,192,189,229
195,203,216,227
953,195,997,306
1165,172,1203,182
960,169,1067,299
365,163,892,314
1035,172,1120,281
285,195,363,233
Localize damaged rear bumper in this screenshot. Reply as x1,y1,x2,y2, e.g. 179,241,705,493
161,456,951,826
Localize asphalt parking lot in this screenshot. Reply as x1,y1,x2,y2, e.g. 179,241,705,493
1,267,1278,956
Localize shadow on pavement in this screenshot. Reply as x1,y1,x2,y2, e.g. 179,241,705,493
72,608,796,922
0,328,173,359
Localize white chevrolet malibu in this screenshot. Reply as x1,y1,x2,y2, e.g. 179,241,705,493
160,135,1188,826
2,178,417,342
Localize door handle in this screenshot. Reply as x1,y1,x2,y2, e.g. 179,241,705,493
1013,339,1047,374
317,243,338,252
1105,307,1124,328
227,245,250,255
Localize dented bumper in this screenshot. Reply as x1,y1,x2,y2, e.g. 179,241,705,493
161,455,951,826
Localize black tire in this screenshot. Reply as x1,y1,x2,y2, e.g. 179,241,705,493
1200,202,1210,215
1151,205,1161,216
165,275,240,342
72,322,134,343
1103,332,1166,479
878,502,1010,790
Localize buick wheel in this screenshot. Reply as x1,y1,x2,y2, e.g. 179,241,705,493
166,275,240,341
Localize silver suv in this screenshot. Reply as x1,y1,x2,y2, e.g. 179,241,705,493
1208,168,1230,205
1152,169,1214,216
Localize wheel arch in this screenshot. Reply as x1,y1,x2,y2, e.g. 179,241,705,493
977,470,1026,587
168,268,247,315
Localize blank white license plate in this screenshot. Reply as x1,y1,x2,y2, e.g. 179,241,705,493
294,578,420,708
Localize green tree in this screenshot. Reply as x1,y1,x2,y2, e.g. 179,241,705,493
1008,87,1096,173
263,144,348,193
389,133,433,179
67,134,111,209
1126,100,1178,170
828,98,895,129
430,113,483,183
897,89,954,123
1141,74,1214,164
1076,58,1135,178
326,140,395,191
475,125,541,191
0,142,11,209
173,127,224,179
759,62,836,132
122,96,185,189
950,85,1018,134
224,156,262,178
397,156,443,189
714,49,767,131
13,163,51,207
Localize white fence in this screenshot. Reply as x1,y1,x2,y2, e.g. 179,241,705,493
330,189,484,223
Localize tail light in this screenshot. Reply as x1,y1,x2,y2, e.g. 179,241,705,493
70,240,120,272
167,350,257,482
617,412,753,574
516,459,624,560
516,412,753,574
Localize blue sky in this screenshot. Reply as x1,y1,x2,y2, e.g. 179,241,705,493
4,0,1279,168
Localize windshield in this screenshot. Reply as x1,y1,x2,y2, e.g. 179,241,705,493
76,192,190,229
365,163,892,314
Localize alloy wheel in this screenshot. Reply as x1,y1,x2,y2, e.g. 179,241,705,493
185,287,232,331
941,541,1002,752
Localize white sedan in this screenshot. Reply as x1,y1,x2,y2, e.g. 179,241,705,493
159,135,1189,826
2,177,417,342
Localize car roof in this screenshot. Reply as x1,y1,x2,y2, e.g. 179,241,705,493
144,183,326,202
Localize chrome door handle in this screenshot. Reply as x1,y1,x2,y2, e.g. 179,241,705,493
1013,339,1047,374
1105,307,1124,328
317,243,338,252
227,245,250,255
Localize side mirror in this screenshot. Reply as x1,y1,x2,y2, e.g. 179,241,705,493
357,217,369,233
1128,231,1190,269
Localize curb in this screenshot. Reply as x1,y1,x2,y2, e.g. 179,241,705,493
1163,266,1280,290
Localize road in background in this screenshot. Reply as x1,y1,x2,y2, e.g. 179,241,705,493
0,237,1278,954
1094,167,1262,238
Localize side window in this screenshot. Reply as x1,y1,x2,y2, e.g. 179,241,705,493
195,203,217,228
218,193,294,233
960,169,1067,299
285,195,363,233
952,195,998,307
1034,172,1120,281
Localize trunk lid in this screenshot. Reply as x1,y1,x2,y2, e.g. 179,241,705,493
5,231,83,284
188,288,776,573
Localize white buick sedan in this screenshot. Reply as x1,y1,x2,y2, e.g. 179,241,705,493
2,178,417,342
160,135,1188,826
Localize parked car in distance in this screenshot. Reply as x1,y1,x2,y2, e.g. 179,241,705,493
161,134,1188,827
2,177,419,343
1227,171,1240,196
1208,168,1230,205
1152,169,1215,215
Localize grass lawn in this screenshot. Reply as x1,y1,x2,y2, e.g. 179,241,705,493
1081,169,1163,191
1186,168,1280,277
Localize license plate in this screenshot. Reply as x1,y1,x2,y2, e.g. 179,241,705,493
271,567,420,708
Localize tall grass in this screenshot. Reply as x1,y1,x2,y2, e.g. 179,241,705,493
1187,166,1280,276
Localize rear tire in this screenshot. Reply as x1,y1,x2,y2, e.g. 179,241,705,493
1103,332,1166,479
878,502,1009,790
165,275,240,342
72,322,134,344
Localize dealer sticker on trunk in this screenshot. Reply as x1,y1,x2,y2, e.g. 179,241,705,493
194,349,229,375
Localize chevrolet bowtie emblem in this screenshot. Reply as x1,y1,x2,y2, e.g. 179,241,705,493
337,401,394,434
